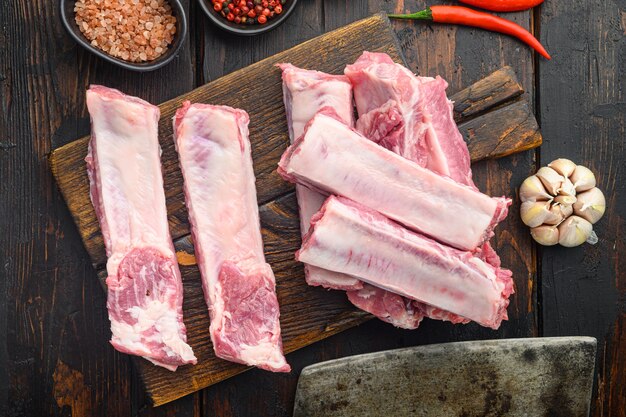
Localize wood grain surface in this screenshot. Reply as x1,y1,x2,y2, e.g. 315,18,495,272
2,0,623,416
49,14,541,406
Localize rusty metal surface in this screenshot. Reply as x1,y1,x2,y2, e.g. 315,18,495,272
293,337,596,417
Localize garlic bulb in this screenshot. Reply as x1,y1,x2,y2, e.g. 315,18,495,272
520,159,605,247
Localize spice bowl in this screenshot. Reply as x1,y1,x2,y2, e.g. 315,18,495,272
198,0,298,36
59,0,188,72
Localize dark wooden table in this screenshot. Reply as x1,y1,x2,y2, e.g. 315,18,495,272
1,1,624,416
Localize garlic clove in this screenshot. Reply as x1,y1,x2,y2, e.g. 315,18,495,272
519,175,552,202
573,187,606,224
521,201,559,228
570,165,596,192
530,225,559,246
561,203,574,218
558,216,595,247
545,204,566,225
553,195,577,206
559,177,577,197
536,167,564,195
549,158,576,177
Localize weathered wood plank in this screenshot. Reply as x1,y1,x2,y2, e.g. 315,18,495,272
450,66,524,122
538,1,626,416
459,99,542,162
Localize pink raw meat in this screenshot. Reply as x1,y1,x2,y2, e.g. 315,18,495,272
278,111,511,252
347,284,424,329
278,63,362,291
173,102,289,372
345,51,511,327
345,51,473,185
85,85,196,371
297,197,514,329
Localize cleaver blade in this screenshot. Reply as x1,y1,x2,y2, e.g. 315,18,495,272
293,337,596,417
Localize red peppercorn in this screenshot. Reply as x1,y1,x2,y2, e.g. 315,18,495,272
213,0,283,25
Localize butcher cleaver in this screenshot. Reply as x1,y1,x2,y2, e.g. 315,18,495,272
293,337,596,417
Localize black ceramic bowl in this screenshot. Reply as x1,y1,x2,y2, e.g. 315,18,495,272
198,0,298,36
60,0,188,72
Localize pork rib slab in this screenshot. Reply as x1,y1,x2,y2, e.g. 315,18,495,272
298,197,513,329
85,85,196,371
278,63,361,291
174,102,289,372
278,111,510,252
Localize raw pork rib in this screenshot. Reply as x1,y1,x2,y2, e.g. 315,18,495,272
297,197,513,329
85,85,196,371
278,111,510,252
278,63,361,291
174,102,289,372
346,51,512,326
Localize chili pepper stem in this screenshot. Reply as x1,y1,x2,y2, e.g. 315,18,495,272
388,10,432,20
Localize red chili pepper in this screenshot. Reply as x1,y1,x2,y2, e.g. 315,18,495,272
458,0,544,12
389,5,550,60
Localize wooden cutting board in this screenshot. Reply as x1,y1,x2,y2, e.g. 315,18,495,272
49,13,542,407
